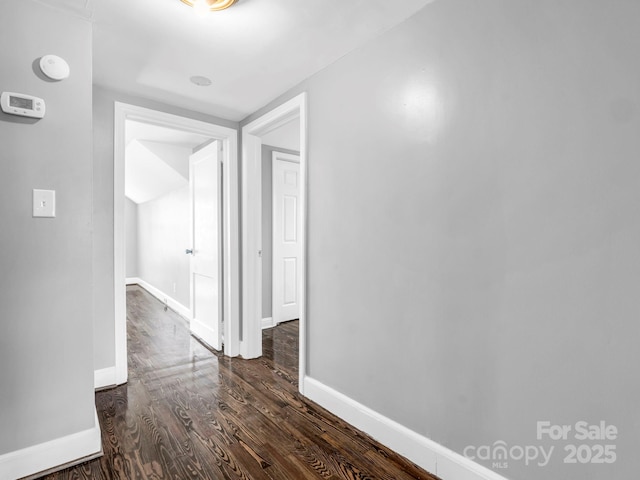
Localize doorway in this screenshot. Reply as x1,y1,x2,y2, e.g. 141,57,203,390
114,103,239,385
123,120,211,320
270,151,301,327
241,93,308,394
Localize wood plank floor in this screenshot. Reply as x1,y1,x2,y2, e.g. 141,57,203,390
36,285,437,480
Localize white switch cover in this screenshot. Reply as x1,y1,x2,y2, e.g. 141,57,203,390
33,189,56,217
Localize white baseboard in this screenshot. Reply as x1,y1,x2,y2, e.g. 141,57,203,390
0,409,102,480
133,278,192,320
125,276,140,285
303,377,508,480
262,317,274,329
94,366,116,390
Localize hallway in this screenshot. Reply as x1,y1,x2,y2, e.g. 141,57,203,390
38,286,434,479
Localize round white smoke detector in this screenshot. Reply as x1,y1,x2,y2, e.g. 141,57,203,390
39,55,70,81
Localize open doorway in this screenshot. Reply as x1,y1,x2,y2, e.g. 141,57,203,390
260,121,301,329
241,93,308,394
114,103,239,385
123,120,210,315
124,122,229,352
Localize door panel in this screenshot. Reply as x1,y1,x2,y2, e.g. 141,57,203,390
273,154,300,324
284,195,297,242
283,257,297,305
189,141,222,350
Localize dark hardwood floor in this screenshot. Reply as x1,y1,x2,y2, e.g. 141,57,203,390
37,285,436,480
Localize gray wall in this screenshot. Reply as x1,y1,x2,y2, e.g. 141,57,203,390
0,0,95,455
92,85,238,370
261,119,300,152
125,197,138,278
138,186,191,307
242,1,640,479
261,144,300,319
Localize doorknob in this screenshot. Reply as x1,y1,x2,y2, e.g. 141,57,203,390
185,249,193,255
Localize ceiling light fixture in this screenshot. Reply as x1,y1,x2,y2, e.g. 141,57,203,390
180,0,237,14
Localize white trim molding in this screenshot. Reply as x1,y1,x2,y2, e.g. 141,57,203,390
303,377,509,480
261,317,274,329
94,367,116,390
125,277,140,285
272,151,300,164
241,93,308,395
134,278,192,321
0,409,102,480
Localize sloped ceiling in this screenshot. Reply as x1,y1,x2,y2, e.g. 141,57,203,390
125,140,188,204
125,120,211,204
38,0,436,121
138,141,191,180
125,120,211,149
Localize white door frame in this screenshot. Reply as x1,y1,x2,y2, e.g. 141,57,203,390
241,92,308,394
114,102,240,384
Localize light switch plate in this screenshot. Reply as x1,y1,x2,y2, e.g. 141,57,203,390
33,189,56,217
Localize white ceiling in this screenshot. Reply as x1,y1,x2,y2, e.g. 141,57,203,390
38,0,434,121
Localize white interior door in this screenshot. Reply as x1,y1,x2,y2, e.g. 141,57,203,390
272,153,301,325
189,141,222,350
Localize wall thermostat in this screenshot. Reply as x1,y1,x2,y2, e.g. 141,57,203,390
1,92,46,118
39,54,70,81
